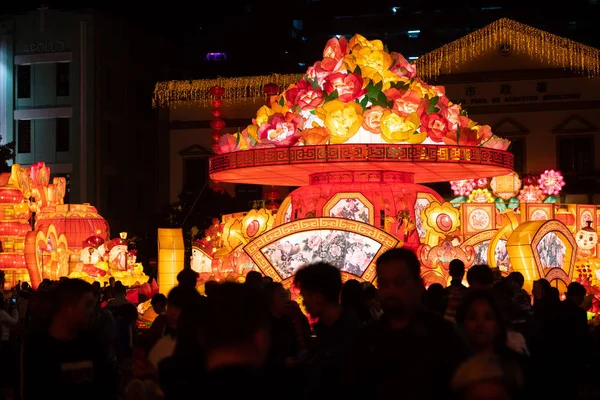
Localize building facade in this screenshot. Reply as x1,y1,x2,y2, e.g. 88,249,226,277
0,7,165,233
155,20,600,206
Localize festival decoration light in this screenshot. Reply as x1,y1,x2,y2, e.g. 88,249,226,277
518,185,546,203
538,169,565,196
157,228,185,295
207,33,505,152
422,202,461,236
468,188,495,203
451,180,476,197
152,19,600,108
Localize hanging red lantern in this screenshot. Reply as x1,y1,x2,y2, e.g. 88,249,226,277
211,131,221,141
210,85,225,97
211,108,222,117
263,83,279,96
210,118,226,130
211,99,223,108
265,186,280,201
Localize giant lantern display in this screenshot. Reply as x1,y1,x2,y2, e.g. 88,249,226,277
0,162,148,289
154,34,600,308
190,34,512,287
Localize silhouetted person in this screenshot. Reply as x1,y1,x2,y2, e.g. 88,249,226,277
294,263,361,400
423,283,446,316
158,303,207,400
203,283,273,399
363,284,383,320
344,248,468,400
21,279,118,400
466,264,494,291
244,271,263,292
263,282,301,398
204,280,219,297
341,279,371,324
176,268,198,290
444,259,468,322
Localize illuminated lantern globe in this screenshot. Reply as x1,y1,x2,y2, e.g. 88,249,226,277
207,34,514,288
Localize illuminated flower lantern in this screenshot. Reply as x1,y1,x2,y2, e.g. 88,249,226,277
207,34,514,287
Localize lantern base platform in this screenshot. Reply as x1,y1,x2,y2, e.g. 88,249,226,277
209,144,514,186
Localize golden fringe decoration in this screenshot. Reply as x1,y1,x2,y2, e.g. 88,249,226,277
416,18,600,81
153,73,300,108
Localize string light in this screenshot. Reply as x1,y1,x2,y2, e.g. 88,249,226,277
153,18,600,107
153,74,301,108
416,18,600,81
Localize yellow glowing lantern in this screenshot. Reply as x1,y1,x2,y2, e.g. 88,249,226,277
490,172,522,200
240,209,274,242
421,201,461,246
157,228,185,295
467,188,495,203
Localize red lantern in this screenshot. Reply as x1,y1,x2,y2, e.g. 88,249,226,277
211,131,221,141
210,85,225,97
211,108,222,117
212,99,223,108
210,118,226,130
263,83,279,96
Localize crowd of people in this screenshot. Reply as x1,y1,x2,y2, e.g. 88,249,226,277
0,248,598,400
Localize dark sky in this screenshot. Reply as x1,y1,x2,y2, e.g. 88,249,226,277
4,1,600,78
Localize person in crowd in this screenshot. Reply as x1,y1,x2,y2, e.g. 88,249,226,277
90,283,117,363
147,285,203,369
244,270,263,292
294,263,362,399
363,284,383,321
443,259,468,322
21,278,118,400
263,282,301,397
140,294,168,352
107,281,131,308
157,303,207,400
505,272,533,338
283,299,311,362
203,282,274,398
466,264,495,291
452,352,525,400
344,248,468,400
0,291,18,397
423,283,446,316
204,280,219,297
176,268,198,291
454,290,530,398
341,279,372,324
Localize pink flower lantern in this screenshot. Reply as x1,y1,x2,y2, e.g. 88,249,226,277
537,169,565,195
518,185,545,203
450,179,476,197
476,178,488,189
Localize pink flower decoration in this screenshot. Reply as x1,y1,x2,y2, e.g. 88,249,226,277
450,179,476,197
538,169,565,195
476,178,488,189
517,185,545,203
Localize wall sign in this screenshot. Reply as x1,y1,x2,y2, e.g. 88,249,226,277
24,40,65,54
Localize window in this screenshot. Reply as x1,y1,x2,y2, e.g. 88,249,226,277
407,30,421,38
56,118,70,152
17,65,31,99
17,120,31,153
558,136,594,173
56,62,70,96
183,157,208,192
509,137,526,173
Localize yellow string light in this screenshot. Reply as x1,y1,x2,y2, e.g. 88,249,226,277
152,74,300,108
415,18,600,81
152,18,600,108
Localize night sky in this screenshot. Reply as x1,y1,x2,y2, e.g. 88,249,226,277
3,1,599,79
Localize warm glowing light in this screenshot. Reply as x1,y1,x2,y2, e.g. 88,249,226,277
538,170,565,195
450,179,476,197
